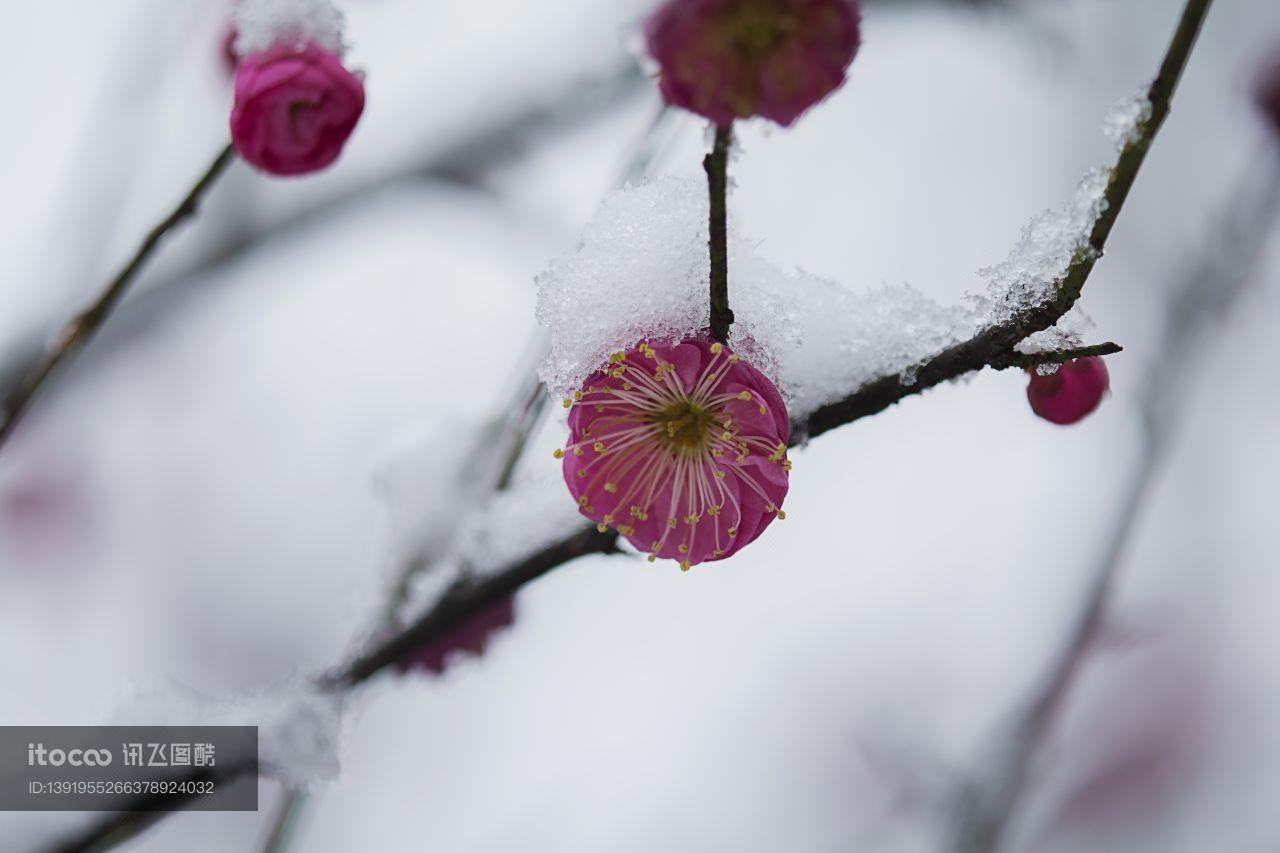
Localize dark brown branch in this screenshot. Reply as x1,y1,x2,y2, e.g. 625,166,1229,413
996,341,1123,370
0,144,236,453
802,0,1208,442
704,124,734,344
331,525,622,688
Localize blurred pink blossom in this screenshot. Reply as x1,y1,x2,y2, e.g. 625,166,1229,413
644,0,862,127
1254,48,1280,134
396,598,517,676
230,42,365,176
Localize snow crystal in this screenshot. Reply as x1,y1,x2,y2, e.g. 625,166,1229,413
256,684,343,787
535,175,972,420
1015,305,1096,354
1102,88,1153,151
976,166,1109,323
451,472,589,576
536,176,710,398
538,92,1129,422
233,0,347,56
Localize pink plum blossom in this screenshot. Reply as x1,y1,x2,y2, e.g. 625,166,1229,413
230,42,365,177
1027,357,1110,426
396,598,517,676
558,337,790,571
644,0,862,127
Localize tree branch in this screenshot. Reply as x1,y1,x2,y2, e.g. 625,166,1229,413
0,144,236,454
704,124,734,344
949,111,1274,853
0,65,649,411
331,526,623,688
996,341,1122,370
36,0,1212,847
804,0,1209,441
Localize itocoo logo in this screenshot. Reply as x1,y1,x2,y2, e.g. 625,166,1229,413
27,744,113,767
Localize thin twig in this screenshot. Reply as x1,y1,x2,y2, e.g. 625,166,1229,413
704,124,734,344
493,372,551,492
0,144,236,453
804,0,1210,441
998,342,1122,370
0,65,649,406
950,133,1276,853
333,526,623,687
257,790,308,853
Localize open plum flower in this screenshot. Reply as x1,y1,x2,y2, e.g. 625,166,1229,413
644,0,862,127
230,41,365,176
558,337,790,570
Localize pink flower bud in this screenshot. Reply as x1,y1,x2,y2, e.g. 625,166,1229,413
396,598,517,676
230,42,365,177
222,26,240,73
559,337,790,571
1026,357,1110,426
644,0,862,128
1254,49,1280,134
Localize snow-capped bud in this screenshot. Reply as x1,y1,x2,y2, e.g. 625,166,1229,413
644,0,862,128
561,337,790,570
1254,50,1280,134
230,42,364,177
1026,357,1110,426
396,598,517,676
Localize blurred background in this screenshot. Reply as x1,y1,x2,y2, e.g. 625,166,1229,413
0,0,1277,850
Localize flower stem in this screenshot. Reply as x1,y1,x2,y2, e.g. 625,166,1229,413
999,341,1122,370
704,124,734,344
0,143,236,453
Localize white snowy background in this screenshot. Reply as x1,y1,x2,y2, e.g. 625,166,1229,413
0,0,1277,850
